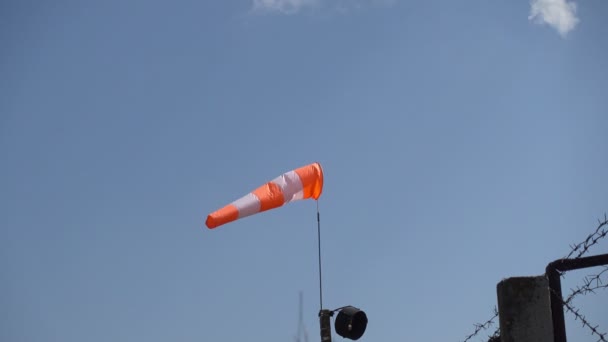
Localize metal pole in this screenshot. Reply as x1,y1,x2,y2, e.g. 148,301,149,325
319,309,332,342
546,265,565,342
546,253,608,342
317,203,323,311
549,253,608,272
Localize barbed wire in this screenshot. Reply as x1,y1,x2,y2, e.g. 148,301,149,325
564,266,608,305
565,214,608,260
564,305,607,342
460,214,608,342
487,327,500,342
461,307,497,342
558,265,608,341
559,216,608,340
555,288,608,342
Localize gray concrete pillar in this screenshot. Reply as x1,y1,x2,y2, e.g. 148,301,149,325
497,276,554,342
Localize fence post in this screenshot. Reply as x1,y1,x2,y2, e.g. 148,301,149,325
497,276,554,342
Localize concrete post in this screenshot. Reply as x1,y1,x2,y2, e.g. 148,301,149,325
497,276,554,342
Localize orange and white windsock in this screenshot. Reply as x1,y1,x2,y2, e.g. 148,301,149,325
205,162,324,229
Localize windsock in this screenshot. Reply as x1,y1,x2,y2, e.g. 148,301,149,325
206,162,323,229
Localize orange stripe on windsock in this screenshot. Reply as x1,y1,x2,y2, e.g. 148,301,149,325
205,162,324,229
252,182,285,212
205,204,239,229
294,162,323,200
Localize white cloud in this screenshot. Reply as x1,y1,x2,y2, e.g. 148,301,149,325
252,0,319,14
529,0,579,37
252,0,394,14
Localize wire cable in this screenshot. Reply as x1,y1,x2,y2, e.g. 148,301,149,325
317,200,323,311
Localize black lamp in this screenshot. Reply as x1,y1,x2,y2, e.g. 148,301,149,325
334,306,368,340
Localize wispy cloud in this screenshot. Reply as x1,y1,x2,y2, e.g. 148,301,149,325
252,0,319,14
252,0,395,14
529,0,579,37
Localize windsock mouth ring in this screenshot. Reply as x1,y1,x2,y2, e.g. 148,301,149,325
311,162,323,200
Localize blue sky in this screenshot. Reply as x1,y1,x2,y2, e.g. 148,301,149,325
2,0,607,341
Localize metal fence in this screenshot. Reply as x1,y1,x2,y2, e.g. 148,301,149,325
461,215,608,342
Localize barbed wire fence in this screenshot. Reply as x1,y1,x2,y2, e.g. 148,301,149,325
461,308,498,342
461,214,608,342
559,287,607,342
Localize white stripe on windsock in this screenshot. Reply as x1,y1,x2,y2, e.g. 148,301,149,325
232,193,261,219
271,170,304,203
